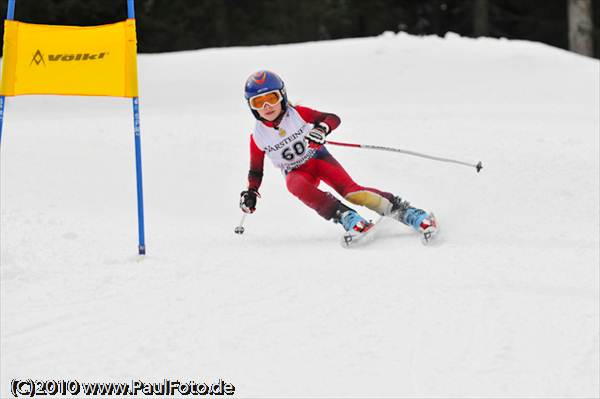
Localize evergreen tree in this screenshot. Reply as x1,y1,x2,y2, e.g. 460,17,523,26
0,0,597,58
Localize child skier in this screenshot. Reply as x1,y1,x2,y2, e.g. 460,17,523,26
239,70,438,244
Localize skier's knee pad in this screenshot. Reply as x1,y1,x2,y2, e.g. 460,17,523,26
344,190,392,215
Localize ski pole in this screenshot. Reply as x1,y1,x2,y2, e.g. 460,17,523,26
326,140,483,173
234,213,247,235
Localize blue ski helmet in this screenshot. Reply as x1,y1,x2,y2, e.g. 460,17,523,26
244,70,288,119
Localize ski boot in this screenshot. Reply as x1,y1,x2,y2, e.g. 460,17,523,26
389,196,439,244
333,206,374,247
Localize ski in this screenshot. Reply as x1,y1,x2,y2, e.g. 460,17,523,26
340,216,384,248
340,213,439,248
419,212,439,245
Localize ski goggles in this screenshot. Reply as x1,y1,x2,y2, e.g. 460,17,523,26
248,90,283,110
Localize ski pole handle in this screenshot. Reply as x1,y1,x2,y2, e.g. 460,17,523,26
326,140,483,173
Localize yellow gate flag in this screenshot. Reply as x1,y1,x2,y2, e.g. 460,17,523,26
1,19,138,97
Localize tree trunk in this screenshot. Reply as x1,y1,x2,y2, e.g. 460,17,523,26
474,0,489,37
568,0,593,56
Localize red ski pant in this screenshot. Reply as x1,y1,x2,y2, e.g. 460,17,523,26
285,149,395,220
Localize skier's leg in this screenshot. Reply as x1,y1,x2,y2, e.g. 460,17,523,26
313,148,395,215
286,160,371,233
285,169,341,220
315,148,435,233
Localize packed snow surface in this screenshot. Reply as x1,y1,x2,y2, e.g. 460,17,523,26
1,32,599,398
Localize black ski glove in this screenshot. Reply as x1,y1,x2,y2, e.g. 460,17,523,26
305,122,330,148
240,189,260,214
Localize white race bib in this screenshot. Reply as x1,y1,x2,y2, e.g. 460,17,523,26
251,107,316,171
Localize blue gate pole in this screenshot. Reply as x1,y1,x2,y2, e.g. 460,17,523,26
132,98,146,255
0,0,16,146
127,0,146,255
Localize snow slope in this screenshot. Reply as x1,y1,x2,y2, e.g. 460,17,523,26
1,32,599,398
